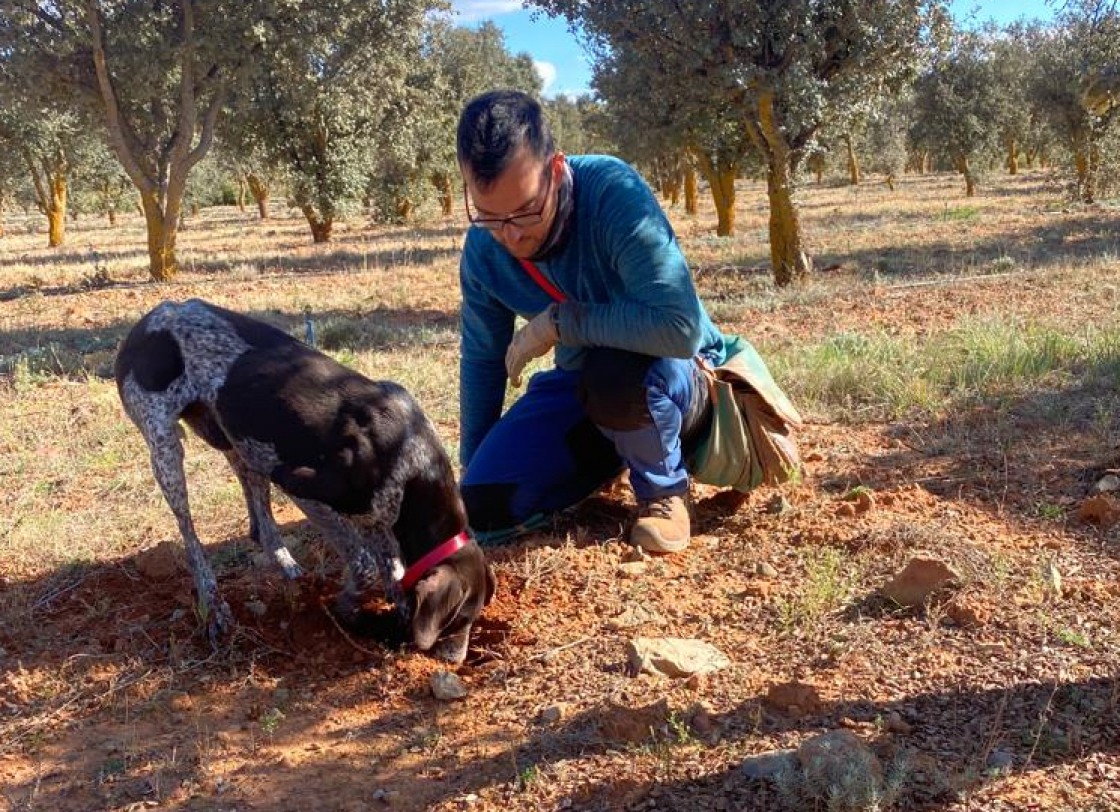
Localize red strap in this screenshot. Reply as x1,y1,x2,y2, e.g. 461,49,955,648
399,531,471,592
519,259,567,303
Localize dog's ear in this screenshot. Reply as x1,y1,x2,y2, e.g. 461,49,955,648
411,566,465,651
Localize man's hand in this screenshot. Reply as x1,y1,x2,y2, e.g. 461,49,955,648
505,305,559,387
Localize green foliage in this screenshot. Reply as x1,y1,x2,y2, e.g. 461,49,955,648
910,31,1004,192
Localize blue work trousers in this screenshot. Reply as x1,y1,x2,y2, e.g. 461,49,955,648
461,348,710,544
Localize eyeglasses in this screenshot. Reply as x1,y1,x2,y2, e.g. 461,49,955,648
463,165,554,231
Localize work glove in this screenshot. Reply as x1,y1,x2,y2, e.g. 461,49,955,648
505,304,559,387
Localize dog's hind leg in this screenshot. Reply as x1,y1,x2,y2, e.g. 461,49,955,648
143,420,234,646
223,451,304,581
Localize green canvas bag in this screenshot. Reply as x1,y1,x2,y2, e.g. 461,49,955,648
690,335,803,492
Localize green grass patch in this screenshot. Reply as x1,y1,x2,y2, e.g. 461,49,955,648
770,318,1120,421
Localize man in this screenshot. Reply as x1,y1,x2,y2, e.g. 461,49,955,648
456,89,728,553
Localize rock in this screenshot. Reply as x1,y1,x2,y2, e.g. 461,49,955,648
539,704,567,725
884,711,912,734
764,494,791,514
626,638,731,678
986,748,1015,772
1075,496,1120,528
1093,474,1120,493
797,730,883,802
430,671,467,701
852,490,875,514
741,749,798,780
605,604,665,631
622,546,648,563
689,701,715,735
617,561,648,578
835,503,857,518
598,698,670,744
764,681,822,716
881,555,961,607
134,541,183,580
946,594,991,628
755,561,779,578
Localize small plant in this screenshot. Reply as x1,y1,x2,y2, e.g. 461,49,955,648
516,764,539,791
260,707,285,739
1055,628,1091,649
987,255,1017,274
1034,502,1065,520
776,547,852,632
939,205,979,222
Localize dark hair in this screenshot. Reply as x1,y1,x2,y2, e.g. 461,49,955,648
456,89,555,189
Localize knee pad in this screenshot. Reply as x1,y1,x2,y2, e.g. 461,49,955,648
578,348,657,430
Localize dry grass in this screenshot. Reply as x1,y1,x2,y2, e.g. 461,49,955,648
2,168,1119,811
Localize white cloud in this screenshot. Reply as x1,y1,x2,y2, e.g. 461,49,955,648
534,60,557,94
450,0,523,22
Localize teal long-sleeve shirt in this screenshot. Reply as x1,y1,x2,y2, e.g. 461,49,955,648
458,154,728,468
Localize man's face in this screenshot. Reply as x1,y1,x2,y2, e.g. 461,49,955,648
463,147,561,259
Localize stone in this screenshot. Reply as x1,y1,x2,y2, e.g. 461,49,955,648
764,681,822,716
1093,474,1120,493
626,638,731,678
755,561,779,578
134,540,183,580
430,670,467,701
741,749,798,780
798,730,883,800
539,704,567,725
617,561,649,578
1075,496,1120,528
881,555,961,607
598,698,670,744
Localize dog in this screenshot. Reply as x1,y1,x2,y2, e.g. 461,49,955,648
114,298,494,663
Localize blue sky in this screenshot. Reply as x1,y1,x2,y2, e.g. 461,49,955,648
449,0,1061,98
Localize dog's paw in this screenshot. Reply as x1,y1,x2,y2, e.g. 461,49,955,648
272,547,305,581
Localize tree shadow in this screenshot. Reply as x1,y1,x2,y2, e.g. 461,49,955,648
0,304,460,380
837,356,1120,560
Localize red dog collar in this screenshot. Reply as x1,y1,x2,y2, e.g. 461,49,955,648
399,531,471,592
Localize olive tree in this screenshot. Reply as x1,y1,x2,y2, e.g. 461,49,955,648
0,1,271,279
910,31,1003,196
531,0,940,285
228,0,440,241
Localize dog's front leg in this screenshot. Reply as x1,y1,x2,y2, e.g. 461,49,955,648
144,422,233,646
223,450,304,580
291,498,402,620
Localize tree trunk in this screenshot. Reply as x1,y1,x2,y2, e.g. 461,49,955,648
1006,138,1018,174
431,172,454,217
683,162,699,215
139,191,180,280
47,174,67,247
747,87,811,286
955,154,976,197
665,172,682,207
301,204,333,243
695,153,737,236
247,174,270,219
844,134,860,185
765,155,811,286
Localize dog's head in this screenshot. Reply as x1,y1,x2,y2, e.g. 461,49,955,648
409,542,496,663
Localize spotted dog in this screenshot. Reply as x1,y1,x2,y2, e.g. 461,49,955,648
114,299,494,663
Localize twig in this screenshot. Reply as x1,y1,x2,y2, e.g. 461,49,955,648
883,270,1031,293
319,603,383,658
528,635,594,662
1023,682,1061,771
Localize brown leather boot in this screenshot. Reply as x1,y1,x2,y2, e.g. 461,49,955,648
631,494,690,553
